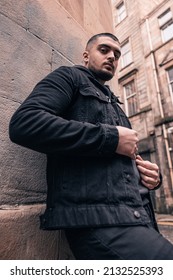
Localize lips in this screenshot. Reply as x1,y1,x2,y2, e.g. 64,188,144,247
103,63,114,71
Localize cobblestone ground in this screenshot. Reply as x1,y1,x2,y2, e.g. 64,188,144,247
159,225,173,244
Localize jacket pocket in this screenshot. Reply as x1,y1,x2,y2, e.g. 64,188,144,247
79,85,109,103
78,85,109,124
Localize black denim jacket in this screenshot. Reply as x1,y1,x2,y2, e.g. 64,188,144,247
9,65,154,229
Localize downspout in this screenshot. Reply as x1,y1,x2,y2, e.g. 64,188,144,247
146,18,173,190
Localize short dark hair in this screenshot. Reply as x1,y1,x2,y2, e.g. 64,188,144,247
86,33,119,49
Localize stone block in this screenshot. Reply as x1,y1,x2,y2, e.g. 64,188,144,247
0,0,115,259
0,13,52,103
0,96,47,205
0,204,74,260
25,0,88,64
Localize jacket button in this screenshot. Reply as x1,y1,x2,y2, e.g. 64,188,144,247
126,174,131,182
134,211,141,218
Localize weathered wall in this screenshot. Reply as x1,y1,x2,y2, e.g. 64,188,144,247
0,0,114,259
112,0,173,213
140,0,173,212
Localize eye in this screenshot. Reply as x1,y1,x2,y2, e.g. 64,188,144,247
100,47,108,54
114,52,121,60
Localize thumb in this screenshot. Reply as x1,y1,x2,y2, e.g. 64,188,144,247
136,155,143,161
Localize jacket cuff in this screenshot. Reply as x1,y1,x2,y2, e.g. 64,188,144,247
99,124,119,156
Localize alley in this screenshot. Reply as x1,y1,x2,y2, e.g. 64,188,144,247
156,214,173,244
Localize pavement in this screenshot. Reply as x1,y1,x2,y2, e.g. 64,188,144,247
155,214,173,244
155,213,173,226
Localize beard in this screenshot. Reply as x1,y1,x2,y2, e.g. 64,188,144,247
89,67,114,82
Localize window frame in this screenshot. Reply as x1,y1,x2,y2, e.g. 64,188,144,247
167,66,173,105
158,8,173,42
123,79,138,117
117,1,126,23
121,39,133,68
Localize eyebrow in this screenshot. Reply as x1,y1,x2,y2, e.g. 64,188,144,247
98,44,121,56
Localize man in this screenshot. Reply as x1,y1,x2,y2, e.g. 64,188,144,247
9,33,173,259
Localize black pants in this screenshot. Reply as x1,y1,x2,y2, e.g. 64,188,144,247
65,224,173,259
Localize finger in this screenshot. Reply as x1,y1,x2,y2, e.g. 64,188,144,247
137,165,158,179
141,177,160,190
136,154,143,161
141,180,157,190
136,159,159,173
140,172,158,183
139,167,160,185
131,153,137,160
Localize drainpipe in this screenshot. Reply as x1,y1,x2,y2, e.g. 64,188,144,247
146,18,173,190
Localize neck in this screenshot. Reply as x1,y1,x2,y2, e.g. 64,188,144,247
88,69,106,85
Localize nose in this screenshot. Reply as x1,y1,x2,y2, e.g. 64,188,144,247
107,50,115,61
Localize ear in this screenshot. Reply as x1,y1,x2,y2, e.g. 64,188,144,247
83,51,89,64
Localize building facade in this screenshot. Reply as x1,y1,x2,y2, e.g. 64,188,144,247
0,0,114,260
112,0,173,213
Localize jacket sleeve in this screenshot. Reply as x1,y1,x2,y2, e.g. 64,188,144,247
9,66,119,156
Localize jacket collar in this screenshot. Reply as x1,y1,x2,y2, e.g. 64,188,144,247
74,65,123,104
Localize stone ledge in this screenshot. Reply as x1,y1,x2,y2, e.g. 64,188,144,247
0,204,74,260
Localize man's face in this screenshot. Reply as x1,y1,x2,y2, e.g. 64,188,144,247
83,36,121,84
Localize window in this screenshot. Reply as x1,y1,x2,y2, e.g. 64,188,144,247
124,80,138,116
158,9,173,42
117,2,126,23
167,67,173,103
121,40,132,68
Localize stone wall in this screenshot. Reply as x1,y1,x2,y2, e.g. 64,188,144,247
0,0,114,259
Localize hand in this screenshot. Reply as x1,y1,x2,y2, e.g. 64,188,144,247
116,126,139,159
135,155,160,189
